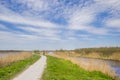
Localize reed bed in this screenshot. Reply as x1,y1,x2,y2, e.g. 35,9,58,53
69,57,116,78
0,52,33,67
109,53,120,60
52,52,116,78
74,47,120,61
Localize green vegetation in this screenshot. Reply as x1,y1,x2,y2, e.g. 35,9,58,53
34,50,41,54
74,47,120,56
42,56,115,80
74,47,120,60
0,52,33,67
0,54,40,80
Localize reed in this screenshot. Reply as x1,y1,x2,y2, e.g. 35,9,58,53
109,53,120,60
74,47,120,61
52,52,116,78
79,52,120,61
42,56,114,80
69,57,116,78
0,52,33,67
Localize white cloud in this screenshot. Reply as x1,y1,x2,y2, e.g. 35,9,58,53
95,0,120,9
95,0,120,17
0,0,120,50
68,37,77,40
67,5,95,30
0,5,62,41
0,23,62,42
0,30,37,40
87,27,108,35
66,0,120,35
18,26,61,37
17,0,49,11
69,8,94,29
0,14,58,28
67,7,108,35
105,18,120,28
1,0,119,35
0,5,59,28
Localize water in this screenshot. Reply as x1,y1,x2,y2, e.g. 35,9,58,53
77,57,120,78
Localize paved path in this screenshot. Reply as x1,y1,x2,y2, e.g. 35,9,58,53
13,55,46,80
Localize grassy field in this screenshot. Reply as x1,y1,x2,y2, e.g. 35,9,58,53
0,54,40,80
52,53,116,78
50,47,120,78
55,47,120,61
0,52,33,67
42,56,115,80
74,47,120,60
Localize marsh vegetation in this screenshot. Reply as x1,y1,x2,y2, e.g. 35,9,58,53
42,56,115,80
74,47,120,60
52,47,120,79
0,51,40,80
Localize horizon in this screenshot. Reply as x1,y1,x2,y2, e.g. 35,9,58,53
0,46,119,51
0,0,120,50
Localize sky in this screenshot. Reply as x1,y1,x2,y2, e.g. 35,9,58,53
0,0,120,50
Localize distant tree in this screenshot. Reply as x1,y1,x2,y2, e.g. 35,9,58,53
34,50,40,54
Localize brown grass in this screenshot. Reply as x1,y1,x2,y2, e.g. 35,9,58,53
109,53,120,60
0,52,33,67
80,52,120,61
81,52,102,58
70,57,116,78
52,51,116,78
55,50,120,61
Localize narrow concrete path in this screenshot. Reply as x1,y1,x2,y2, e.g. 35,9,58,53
13,55,46,80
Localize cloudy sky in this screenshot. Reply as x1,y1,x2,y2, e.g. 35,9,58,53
0,0,120,50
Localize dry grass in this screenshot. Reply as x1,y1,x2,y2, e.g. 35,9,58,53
80,52,120,61
82,52,102,58
65,51,120,61
0,52,33,67
82,52,120,61
69,57,116,78
52,52,116,78
109,53,120,60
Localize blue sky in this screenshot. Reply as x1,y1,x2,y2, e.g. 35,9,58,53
0,0,120,50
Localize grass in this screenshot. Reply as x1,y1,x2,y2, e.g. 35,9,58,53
55,47,120,61
0,52,33,67
52,53,116,78
69,57,116,78
74,47,120,60
74,47,120,55
0,54,40,80
42,56,115,80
